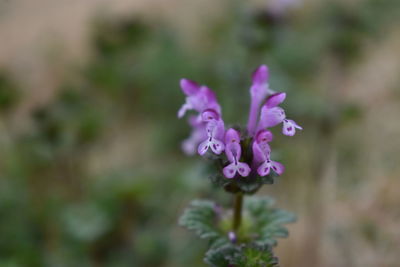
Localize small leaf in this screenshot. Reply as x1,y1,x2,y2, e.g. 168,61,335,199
245,196,296,246
179,200,227,243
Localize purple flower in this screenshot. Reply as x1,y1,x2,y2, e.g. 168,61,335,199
178,79,225,156
223,129,251,178
252,130,284,176
177,79,221,119
258,92,302,136
178,64,302,179
197,109,225,155
252,130,273,162
247,65,274,136
228,231,237,243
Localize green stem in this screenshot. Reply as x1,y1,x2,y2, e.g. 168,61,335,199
233,192,243,231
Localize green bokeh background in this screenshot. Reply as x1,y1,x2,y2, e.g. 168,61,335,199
0,0,399,266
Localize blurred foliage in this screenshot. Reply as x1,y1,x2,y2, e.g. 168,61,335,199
1,0,400,266
0,71,19,112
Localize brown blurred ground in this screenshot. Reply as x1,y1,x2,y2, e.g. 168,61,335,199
0,0,224,126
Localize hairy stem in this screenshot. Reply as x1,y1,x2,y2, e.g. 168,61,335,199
233,192,243,231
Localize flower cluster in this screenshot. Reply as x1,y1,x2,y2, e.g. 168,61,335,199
178,65,302,179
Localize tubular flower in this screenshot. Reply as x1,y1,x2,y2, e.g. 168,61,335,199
247,65,274,136
252,130,284,176
178,79,221,119
197,109,225,155
258,92,302,136
178,65,302,179
223,129,251,178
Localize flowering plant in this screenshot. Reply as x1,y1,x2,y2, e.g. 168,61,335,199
178,65,301,266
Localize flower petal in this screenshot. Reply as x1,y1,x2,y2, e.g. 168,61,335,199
223,163,237,178
257,161,271,176
224,128,243,163
271,161,285,175
197,140,210,155
210,139,225,154
265,92,286,108
252,141,265,163
205,119,225,142
182,84,221,116
290,119,303,130
201,86,218,105
177,102,192,118
282,119,301,136
252,139,270,165
237,162,251,177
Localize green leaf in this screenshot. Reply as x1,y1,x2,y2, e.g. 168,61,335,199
205,243,279,267
179,200,227,244
245,196,296,246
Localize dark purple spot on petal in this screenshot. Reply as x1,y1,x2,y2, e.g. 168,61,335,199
287,127,293,131
239,168,244,172
272,166,277,170
230,170,234,174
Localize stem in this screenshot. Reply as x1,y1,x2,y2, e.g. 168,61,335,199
232,192,243,231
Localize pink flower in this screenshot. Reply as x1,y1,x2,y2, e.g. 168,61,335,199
258,92,302,136
222,129,251,178
178,65,302,179
252,130,285,176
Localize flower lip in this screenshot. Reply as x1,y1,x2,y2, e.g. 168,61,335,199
282,119,302,136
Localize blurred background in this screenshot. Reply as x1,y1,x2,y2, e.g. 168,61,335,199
0,0,399,266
